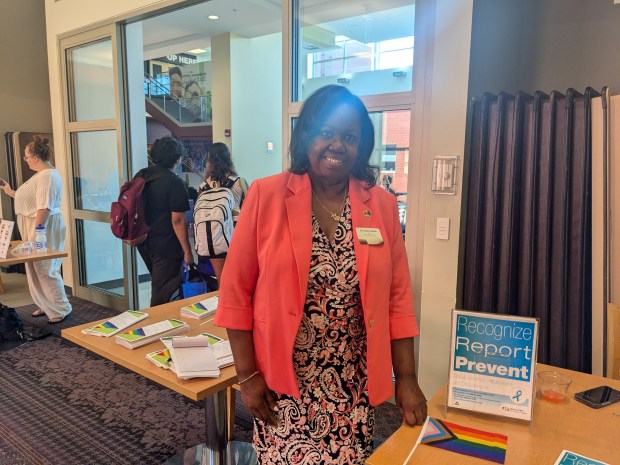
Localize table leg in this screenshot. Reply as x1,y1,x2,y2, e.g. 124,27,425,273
203,390,227,464
163,390,256,465
0,273,5,294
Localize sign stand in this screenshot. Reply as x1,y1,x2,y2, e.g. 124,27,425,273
443,309,539,432
0,220,15,258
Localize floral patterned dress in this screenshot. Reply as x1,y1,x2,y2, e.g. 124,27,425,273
254,199,374,464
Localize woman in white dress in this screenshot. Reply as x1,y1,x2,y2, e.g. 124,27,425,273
0,135,72,323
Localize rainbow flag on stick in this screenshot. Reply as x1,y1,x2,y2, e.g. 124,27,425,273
420,417,508,464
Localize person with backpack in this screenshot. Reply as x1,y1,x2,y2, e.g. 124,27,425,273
194,142,247,285
137,137,194,306
0,136,72,324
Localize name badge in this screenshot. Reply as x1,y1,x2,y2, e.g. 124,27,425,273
356,227,384,245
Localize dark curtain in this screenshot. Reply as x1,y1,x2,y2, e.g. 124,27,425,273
462,88,599,373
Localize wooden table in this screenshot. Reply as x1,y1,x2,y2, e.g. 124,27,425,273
62,293,251,465
366,364,620,465
0,241,68,293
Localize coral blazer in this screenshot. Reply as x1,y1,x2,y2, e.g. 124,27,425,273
214,172,419,406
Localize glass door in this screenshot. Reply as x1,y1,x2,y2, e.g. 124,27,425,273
61,25,134,311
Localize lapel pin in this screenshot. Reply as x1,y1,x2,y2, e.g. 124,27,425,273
363,209,371,217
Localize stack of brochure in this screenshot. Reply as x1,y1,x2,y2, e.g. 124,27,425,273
115,319,190,349
168,335,220,379
180,296,218,319
201,333,234,368
147,334,234,376
81,311,149,337
145,347,172,370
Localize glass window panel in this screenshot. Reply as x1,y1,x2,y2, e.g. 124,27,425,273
77,219,125,297
295,1,415,101
72,130,119,212
368,109,411,234
66,39,116,121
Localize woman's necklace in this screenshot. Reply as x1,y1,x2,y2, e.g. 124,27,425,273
312,187,348,222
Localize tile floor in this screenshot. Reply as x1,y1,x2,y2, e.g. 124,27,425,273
0,271,33,308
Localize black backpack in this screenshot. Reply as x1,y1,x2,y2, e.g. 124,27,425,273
0,304,24,341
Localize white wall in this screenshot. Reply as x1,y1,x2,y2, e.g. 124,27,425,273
211,33,232,144
0,0,52,221
230,33,283,184
416,0,474,397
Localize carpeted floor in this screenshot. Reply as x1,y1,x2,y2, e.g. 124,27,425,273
14,295,119,337
0,297,404,464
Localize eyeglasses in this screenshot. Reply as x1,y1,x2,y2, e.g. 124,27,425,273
23,156,36,161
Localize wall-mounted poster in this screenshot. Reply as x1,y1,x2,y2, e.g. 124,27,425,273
447,310,539,421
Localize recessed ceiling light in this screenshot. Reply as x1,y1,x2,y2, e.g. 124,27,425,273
188,48,208,54
208,15,219,20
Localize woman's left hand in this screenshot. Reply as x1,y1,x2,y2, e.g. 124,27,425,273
395,375,428,426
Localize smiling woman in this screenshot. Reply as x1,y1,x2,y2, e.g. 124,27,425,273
215,85,427,465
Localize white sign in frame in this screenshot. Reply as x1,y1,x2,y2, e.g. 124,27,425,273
447,310,539,421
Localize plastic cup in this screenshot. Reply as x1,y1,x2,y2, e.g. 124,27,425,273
538,371,572,403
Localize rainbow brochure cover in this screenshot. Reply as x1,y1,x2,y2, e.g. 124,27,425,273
553,451,610,465
420,417,507,464
180,296,218,319
82,311,148,337
146,348,172,369
200,333,223,345
115,319,190,349
199,333,233,367
447,310,538,421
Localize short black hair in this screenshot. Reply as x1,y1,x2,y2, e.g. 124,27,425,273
289,85,377,186
168,66,182,78
150,137,186,169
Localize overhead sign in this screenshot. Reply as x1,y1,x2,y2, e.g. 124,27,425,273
154,53,198,66
447,310,538,421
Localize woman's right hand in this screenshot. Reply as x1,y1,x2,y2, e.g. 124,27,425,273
239,373,279,426
0,179,14,196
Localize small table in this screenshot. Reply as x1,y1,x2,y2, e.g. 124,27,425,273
366,364,620,465
0,241,68,293
61,293,254,465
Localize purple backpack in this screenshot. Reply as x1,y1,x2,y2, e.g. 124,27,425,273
110,170,166,246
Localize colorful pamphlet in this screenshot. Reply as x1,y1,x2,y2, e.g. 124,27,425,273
420,417,508,464
115,319,190,349
198,333,233,367
82,311,148,337
180,296,218,319
553,451,609,465
146,348,172,369
201,332,223,345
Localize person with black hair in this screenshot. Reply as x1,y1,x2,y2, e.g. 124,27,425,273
0,136,72,324
168,66,183,100
138,137,194,306
215,85,427,463
195,142,247,284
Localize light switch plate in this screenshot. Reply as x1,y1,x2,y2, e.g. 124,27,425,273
436,217,450,240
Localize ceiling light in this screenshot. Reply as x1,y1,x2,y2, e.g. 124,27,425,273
208,15,219,20
188,48,207,54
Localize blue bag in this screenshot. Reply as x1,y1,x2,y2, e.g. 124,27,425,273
180,263,209,298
